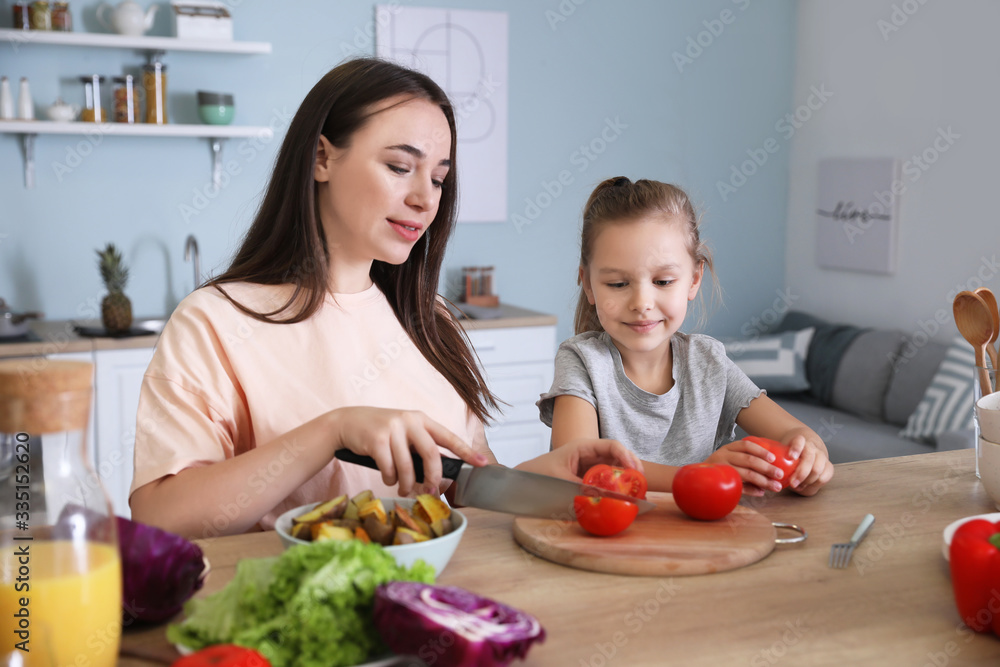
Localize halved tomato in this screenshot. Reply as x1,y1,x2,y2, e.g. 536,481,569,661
573,495,640,536
582,464,648,499
575,464,648,536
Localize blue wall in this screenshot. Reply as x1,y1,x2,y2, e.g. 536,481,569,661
0,0,796,343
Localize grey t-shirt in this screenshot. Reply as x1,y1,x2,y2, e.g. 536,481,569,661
537,331,763,465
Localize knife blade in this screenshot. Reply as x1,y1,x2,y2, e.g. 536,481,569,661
333,449,655,519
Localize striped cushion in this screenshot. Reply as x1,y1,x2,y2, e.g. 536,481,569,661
899,336,976,442
725,328,815,393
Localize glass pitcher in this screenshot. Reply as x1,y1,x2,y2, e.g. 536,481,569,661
0,359,121,667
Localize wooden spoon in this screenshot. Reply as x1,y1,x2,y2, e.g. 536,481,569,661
976,287,1000,370
954,290,995,395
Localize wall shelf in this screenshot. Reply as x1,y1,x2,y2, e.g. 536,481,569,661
1,27,273,188
1,121,275,188
0,120,272,138
0,28,271,54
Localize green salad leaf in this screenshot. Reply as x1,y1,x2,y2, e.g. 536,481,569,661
167,540,434,667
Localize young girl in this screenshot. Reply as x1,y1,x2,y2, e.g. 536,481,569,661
538,177,833,496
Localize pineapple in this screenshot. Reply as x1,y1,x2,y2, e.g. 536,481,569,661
97,243,132,334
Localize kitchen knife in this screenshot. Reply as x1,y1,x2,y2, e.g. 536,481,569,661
333,449,655,519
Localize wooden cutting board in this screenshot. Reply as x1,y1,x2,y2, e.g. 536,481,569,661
512,492,781,576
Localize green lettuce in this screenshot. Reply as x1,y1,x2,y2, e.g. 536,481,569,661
167,540,434,667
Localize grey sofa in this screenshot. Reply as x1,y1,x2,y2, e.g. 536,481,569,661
735,311,975,464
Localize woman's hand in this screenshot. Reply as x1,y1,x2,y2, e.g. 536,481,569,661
514,438,643,482
329,407,487,495
706,440,786,496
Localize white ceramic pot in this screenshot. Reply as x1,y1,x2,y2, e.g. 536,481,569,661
46,98,80,122
97,0,158,37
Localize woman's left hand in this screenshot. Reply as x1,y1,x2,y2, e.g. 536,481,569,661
514,438,643,482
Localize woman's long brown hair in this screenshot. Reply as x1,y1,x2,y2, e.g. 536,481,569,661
207,58,498,423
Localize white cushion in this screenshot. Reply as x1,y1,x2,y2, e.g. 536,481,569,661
724,328,814,393
899,336,977,442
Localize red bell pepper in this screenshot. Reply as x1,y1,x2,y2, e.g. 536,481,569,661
949,519,1000,634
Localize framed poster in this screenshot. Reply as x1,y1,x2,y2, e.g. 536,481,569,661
815,157,901,275
376,6,508,223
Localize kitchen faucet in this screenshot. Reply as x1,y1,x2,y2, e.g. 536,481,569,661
184,234,201,289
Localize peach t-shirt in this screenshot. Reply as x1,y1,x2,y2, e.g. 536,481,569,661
129,282,481,530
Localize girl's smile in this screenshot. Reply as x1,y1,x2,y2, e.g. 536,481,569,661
582,215,702,359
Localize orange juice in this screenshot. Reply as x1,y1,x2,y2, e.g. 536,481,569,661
1,540,122,667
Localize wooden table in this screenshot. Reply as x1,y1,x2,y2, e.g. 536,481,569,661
119,450,1000,666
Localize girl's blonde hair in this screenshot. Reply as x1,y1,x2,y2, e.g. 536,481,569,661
573,176,717,335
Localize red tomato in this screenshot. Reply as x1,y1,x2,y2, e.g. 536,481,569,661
582,464,648,499
672,463,742,521
574,495,640,536
744,436,800,490
172,645,271,667
575,464,647,536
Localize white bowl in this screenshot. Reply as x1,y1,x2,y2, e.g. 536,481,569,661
274,497,466,577
976,392,1000,443
979,436,1000,512
942,512,1000,560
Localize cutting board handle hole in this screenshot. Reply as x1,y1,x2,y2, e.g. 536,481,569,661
773,522,807,545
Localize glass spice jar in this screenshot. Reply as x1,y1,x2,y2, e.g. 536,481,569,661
12,2,31,30
142,56,167,124
51,1,71,31
112,75,138,123
29,0,50,30
79,74,105,123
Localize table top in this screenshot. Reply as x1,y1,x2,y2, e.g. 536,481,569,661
118,449,1000,666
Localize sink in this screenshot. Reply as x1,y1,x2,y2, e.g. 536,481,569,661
133,318,166,334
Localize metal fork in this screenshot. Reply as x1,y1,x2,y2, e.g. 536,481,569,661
828,513,875,568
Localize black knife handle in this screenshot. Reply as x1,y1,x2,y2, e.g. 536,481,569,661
334,449,465,484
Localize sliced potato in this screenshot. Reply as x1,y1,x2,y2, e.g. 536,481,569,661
414,494,451,524
289,490,453,546
293,495,348,524
331,518,361,531
430,517,453,537
358,498,388,524
364,513,395,546
312,522,354,542
350,489,374,509
393,527,430,545
394,506,430,537
289,521,313,541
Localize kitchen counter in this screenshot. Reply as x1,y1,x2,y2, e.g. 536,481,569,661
118,449,1000,666
0,304,556,359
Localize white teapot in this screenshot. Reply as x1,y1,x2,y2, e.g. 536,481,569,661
97,0,158,37
46,98,80,122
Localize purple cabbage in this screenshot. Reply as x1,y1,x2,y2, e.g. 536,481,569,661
374,582,545,667
116,516,208,624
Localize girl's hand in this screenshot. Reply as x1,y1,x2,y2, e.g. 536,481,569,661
330,407,488,496
515,438,643,482
705,440,786,496
783,433,834,496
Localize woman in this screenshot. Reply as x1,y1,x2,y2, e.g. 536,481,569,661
130,58,639,539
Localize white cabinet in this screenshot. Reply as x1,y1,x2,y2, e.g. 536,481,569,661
465,325,556,467
93,347,155,518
